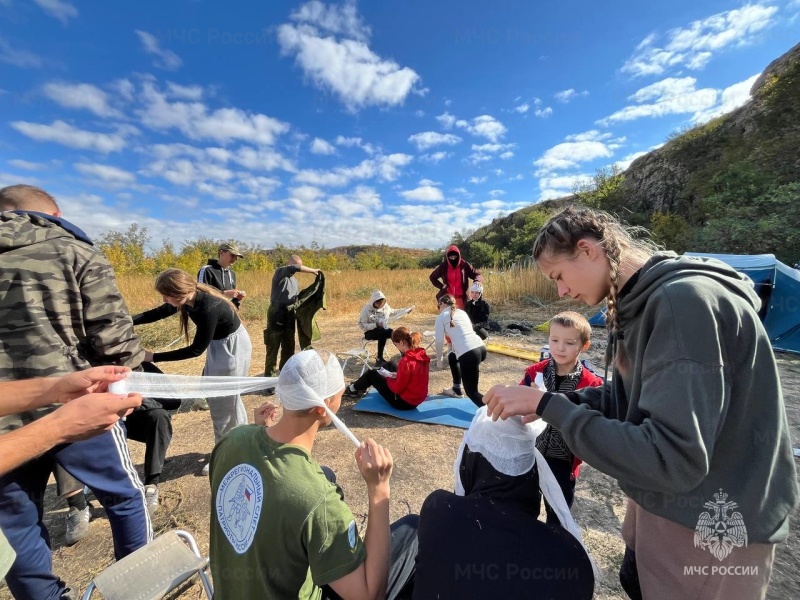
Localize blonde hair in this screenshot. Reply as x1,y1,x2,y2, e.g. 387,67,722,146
154,268,235,341
532,206,657,336
439,294,457,328
549,311,592,345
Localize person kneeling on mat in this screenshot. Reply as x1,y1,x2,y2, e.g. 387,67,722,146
344,328,430,410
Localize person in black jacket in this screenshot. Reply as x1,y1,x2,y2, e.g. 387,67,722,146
133,269,252,475
198,242,246,308
464,281,491,340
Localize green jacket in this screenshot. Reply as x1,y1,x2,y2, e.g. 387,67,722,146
541,252,798,543
292,272,326,350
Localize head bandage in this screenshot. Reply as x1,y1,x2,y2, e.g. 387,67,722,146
453,408,599,579
276,350,359,446
470,282,483,294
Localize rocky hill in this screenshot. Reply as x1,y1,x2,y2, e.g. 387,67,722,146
462,41,800,266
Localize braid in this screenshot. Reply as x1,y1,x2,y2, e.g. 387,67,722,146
440,294,457,328
603,235,623,338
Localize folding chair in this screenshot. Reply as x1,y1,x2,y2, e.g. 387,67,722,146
81,530,213,600
338,338,374,377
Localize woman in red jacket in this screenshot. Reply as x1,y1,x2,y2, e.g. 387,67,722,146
344,327,430,409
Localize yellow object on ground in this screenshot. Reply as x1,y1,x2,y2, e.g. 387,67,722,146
485,342,539,362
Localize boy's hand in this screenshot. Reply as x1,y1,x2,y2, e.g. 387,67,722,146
51,366,131,403
483,384,543,422
254,401,279,426
355,438,392,498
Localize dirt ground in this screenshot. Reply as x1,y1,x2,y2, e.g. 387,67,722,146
2,305,799,599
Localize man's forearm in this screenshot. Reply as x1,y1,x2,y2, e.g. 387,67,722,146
361,489,391,600
0,417,64,476
0,378,59,417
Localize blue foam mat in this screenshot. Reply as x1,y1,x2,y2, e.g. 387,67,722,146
352,391,478,429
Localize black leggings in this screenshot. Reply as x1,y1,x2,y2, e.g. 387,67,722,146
353,369,416,411
364,327,393,360
448,345,487,407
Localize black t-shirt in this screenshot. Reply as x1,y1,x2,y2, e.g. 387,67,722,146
413,490,594,600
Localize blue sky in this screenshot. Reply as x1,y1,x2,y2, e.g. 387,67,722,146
1,0,798,249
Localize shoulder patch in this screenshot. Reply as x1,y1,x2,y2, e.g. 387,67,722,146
347,520,357,549
215,463,264,554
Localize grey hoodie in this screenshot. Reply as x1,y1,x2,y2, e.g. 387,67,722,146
541,252,798,543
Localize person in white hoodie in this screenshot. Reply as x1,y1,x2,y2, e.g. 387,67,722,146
435,294,486,406
358,290,412,365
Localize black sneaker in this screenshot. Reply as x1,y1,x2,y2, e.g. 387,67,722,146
343,385,365,398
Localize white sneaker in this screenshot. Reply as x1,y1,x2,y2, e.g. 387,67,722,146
144,485,159,513
202,463,210,476
440,387,464,397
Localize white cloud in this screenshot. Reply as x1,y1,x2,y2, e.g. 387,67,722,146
8,159,46,171
554,89,589,103
42,82,120,117
289,0,370,40
565,130,613,142
11,120,127,153
488,189,506,197
138,82,290,146
507,174,524,181
0,172,41,188
165,82,204,100
75,162,136,183
418,178,441,186
34,0,78,25
408,131,462,151
276,2,421,111
534,106,553,118
400,185,444,202
492,169,504,176
419,151,450,163
514,103,529,113
692,73,760,123
135,30,183,71
335,136,376,154
534,141,613,174
414,109,425,117
294,153,412,187
436,111,456,129
469,176,487,184
622,4,778,77
468,142,516,164
0,37,44,68
455,114,507,142
327,186,382,217
599,77,718,125
615,152,648,171
310,137,337,155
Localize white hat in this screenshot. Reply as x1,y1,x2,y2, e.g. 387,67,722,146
470,282,484,294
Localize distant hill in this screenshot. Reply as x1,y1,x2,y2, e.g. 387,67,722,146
460,41,800,267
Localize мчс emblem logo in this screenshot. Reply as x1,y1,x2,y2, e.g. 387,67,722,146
693,489,748,561
216,464,264,554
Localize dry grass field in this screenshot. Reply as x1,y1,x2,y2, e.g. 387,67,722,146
1,269,798,599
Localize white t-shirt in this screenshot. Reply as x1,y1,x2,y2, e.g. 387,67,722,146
435,307,484,359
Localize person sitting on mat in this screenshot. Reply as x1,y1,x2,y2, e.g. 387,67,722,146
344,328,430,410
465,281,491,340
358,290,413,367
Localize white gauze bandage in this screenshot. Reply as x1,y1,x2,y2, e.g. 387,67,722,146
106,373,278,398
453,407,600,580
277,349,360,447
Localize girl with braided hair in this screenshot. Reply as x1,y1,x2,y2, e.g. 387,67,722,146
483,206,797,600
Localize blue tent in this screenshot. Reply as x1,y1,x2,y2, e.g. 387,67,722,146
589,253,800,355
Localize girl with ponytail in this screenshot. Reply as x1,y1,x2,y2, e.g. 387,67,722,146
344,326,430,409
134,268,253,474
435,294,487,407
483,206,797,599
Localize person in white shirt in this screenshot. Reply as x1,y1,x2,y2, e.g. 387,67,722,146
434,294,486,406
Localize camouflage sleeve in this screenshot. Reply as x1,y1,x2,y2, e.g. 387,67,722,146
78,250,144,369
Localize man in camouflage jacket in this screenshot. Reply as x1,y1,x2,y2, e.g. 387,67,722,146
0,185,152,600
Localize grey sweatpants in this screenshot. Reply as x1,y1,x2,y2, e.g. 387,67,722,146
205,325,252,442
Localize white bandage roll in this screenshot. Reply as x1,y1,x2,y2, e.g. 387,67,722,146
109,380,128,395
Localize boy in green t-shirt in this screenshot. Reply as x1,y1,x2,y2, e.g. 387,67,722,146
210,349,418,600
